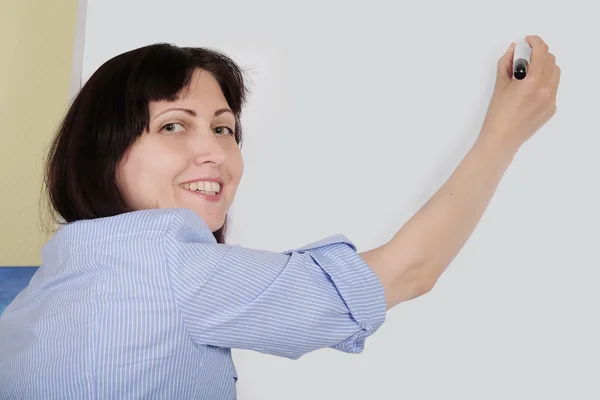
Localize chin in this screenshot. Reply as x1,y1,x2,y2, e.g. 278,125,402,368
181,203,227,232
201,213,227,233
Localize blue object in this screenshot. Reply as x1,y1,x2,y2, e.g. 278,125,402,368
0,267,39,316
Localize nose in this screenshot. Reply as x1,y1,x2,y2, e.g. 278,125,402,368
192,130,227,167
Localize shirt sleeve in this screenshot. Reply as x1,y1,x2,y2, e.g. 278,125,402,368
164,209,387,360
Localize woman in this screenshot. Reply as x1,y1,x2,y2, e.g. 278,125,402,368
0,36,560,398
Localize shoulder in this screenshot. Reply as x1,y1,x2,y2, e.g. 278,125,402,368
282,234,359,254
43,208,213,259
163,208,217,245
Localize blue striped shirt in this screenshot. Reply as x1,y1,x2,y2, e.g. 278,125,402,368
0,208,386,399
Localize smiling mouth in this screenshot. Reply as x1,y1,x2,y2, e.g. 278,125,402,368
180,180,222,197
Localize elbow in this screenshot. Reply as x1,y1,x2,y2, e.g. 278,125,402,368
416,274,436,296
364,243,439,308
410,259,440,298
388,261,438,306
406,270,436,300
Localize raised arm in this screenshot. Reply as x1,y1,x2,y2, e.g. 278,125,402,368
165,210,387,360
361,35,561,309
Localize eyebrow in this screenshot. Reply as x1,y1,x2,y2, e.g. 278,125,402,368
152,107,233,121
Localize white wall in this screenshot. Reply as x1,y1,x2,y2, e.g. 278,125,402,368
79,1,600,398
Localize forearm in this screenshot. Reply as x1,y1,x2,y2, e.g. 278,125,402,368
361,135,518,308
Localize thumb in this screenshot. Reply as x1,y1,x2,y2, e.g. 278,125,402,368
496,42,516,85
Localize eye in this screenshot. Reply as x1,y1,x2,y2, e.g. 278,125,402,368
161,123,184,134
214,126,235,136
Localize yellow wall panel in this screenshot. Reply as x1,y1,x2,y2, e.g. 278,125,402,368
0,0,78,265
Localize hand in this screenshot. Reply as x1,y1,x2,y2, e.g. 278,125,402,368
479,35,561,152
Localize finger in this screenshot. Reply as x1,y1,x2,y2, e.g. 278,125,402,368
551,65,561,101
497,42,516,82
525,35,549,78
543,53,556,80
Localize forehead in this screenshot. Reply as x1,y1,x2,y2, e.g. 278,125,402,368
149,69,229,116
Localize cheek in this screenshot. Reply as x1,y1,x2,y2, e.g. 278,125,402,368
115,157,142,208
116,141,187,208
227,146,244,187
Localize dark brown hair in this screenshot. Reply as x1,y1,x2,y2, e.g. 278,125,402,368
44,43,248,243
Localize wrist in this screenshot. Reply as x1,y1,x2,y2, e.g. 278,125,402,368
475,129,521,161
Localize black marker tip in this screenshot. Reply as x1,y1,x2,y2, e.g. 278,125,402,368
513,59,528,80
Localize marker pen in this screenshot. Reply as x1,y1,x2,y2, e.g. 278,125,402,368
513,39,532,80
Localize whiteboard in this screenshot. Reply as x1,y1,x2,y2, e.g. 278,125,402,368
78,0,600,398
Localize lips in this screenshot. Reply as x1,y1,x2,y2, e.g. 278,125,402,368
185,187,222,202
180,178,224,203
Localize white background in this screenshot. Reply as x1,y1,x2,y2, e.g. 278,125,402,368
78,1,599,398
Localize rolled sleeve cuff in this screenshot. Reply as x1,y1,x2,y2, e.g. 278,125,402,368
285,234,387,354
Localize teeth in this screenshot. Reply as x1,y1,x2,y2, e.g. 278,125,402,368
182,181,221,194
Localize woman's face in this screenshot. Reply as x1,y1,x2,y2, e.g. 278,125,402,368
116,69,244,231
